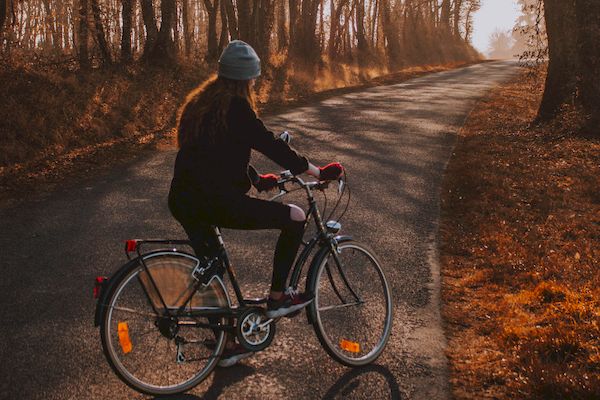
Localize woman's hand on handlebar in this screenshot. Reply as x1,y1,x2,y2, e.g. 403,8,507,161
255,173,279,192
319,162,344,181
305,162,344,181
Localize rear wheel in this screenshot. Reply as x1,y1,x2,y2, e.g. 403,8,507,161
100,252,230,396
310,241,392,366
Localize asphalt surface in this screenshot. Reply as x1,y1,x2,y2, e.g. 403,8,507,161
0,61,518,400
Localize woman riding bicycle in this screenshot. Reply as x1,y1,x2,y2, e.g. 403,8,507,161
168,40,343,366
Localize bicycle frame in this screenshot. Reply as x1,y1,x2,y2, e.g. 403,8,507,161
106,174,356,332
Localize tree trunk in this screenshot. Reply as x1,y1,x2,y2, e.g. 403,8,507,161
381,0,401,67
463,4,474,41
182,0,192,56
575,0,600,131
140,0,158,59
538,0,578,120
440,0,450,31
42,0,60,51
121,0,133,63
356,0,369,58
292,0,320,61
0,0,6,34
288,0,299,52
151,0,177,62
453,0,462,37
277,0,287,50
370,0,379,47
255,0,275,58
224,0,238,39
173,1,180,53
328,0,350,60
91,0,112,64
78,0,90,68
219,0,229,52
204,0,219,61
238,0,252,41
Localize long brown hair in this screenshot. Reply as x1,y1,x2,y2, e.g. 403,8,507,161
177,75,256,148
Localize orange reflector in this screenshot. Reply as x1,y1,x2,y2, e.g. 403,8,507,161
340,339,360,353
118,322,133,354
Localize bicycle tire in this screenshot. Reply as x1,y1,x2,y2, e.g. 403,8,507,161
99,251,229,396
308,241,392,366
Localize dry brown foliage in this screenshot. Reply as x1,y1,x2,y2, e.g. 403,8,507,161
441,69,600,399
0,60,476,203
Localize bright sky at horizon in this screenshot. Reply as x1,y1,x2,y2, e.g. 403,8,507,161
471,0,520,56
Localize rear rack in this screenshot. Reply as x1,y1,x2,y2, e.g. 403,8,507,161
124,239,192,260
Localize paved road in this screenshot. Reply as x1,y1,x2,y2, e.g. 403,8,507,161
0,61,518,400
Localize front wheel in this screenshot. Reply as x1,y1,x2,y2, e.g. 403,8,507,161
309,241,392,366
99,252,230,396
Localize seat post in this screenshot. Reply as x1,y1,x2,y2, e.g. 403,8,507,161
213,226,225,247
212,226,245,305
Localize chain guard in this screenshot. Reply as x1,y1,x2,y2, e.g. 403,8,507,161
235,307,276,352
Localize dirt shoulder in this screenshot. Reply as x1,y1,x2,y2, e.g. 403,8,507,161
0,60,480,207
440,70,600,399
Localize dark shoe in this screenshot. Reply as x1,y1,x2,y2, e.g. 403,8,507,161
217,343,254,368
266,288,314,318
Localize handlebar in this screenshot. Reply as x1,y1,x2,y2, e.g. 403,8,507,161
269,170,345,202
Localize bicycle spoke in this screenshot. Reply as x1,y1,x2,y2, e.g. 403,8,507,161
109,305,158,319
317,301,363,312
324,260,347,304
331,250,361,302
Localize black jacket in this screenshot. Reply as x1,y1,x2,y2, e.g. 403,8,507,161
170,96,308,197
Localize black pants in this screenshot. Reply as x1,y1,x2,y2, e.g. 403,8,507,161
168,188,305,292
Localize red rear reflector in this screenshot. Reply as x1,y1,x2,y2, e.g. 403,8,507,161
125,240,138,252
93,276,107,299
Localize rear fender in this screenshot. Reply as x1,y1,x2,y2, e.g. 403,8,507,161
94,257,141,327
94,249,202,327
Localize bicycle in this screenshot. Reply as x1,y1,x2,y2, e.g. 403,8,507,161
94,168,393,396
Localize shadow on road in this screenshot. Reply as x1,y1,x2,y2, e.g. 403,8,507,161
151,363,401,400
322,364,402,399
151,364,255,400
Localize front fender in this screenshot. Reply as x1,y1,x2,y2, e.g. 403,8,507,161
304,235,353,325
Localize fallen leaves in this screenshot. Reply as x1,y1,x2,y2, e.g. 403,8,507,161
441,68,600,399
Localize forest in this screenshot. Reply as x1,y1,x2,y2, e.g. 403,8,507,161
0,0,481,68
0,0,484,170
0,0,597,171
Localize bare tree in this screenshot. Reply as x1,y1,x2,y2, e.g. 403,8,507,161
79,0,90,68
575,0,600,129
0,0,6,34
91,0,112,64
203,0,219,61
140,0,158,59
2,0,480,72
538,0,578,120
487,30,513,59
121,0,133,63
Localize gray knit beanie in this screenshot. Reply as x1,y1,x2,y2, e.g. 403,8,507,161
218,40,261,81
